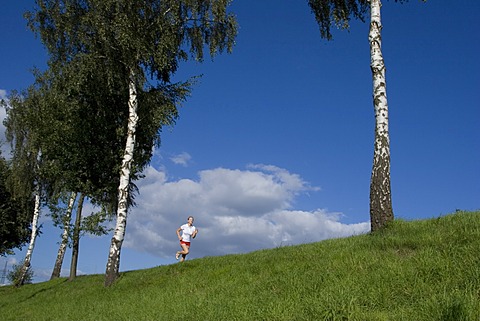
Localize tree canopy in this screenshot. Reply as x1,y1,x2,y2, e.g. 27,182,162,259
25,0,238,286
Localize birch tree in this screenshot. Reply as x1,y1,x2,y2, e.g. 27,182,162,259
3,88,45,286
50,191,77,279
27,0,237,286
17,184,41,286
103,0,237,287
368,0,393,231
308,0,424,231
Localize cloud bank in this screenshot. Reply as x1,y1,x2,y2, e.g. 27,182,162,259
124,164,370,260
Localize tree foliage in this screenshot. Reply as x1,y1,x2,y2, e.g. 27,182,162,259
308,0,369,40
0,152,32,256
25,0,237,203
2,90,40,201
7,260,34,286
25,1,208,207
308,0,422,40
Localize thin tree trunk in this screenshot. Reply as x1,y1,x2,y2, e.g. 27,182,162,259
17,186,41,287
105,69,138,287
51,191,77,279
69,193,85,280
369,0,394,232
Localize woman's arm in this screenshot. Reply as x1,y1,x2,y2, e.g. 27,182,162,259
176,227,183,240
192,228,198,239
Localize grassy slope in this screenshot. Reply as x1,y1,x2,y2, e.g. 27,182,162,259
1,210,479,321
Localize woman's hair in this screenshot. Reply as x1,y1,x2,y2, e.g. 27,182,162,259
187,216,194,220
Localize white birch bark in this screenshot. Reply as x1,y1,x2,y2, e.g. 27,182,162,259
51,191,77,279
18,187,41,286
105,69,138,286
369,0,394,231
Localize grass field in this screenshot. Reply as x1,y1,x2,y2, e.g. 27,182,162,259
1,210,479,320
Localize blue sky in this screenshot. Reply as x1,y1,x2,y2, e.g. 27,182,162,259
1,0,479,283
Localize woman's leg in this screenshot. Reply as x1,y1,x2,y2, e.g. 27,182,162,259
179,244,190,262
176,243,190,261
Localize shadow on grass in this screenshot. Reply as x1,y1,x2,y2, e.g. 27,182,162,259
24,278,69,301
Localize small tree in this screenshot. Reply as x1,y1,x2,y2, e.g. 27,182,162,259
7,261,34,286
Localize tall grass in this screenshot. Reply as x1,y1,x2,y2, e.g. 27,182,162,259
1,210,479,320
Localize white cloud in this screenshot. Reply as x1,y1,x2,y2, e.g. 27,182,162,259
169,152,191,167
124,164,370,260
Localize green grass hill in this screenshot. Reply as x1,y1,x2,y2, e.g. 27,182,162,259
1,210,479,320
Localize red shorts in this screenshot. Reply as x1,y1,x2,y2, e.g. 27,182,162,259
180,240,191,247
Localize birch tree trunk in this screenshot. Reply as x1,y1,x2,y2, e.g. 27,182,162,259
17,187,41,287
369,0,394,232
69,193,84,280
51,191,77,279
105,70,138,287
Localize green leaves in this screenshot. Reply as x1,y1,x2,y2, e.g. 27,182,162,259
0,153,32,256
308,0,369,40
25,1,237,190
